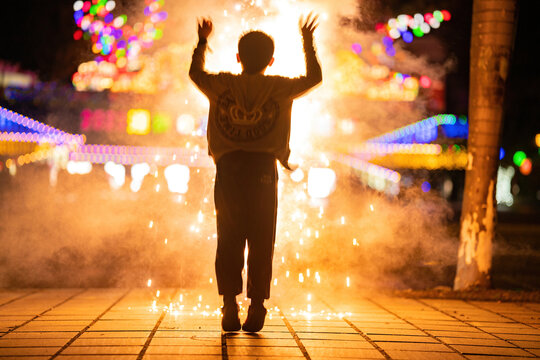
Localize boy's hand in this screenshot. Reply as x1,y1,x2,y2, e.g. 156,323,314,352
299,12,319,42
198,18,213,40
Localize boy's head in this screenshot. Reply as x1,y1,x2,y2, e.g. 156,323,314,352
237,31,274,74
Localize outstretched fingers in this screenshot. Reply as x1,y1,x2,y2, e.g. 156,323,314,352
300,12,319,33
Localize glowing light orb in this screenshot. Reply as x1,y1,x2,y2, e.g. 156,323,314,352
176,114,196,135
164,164,190,194
421,181,431,192
513,150,526,167
520,158,532,176
104,161,125,189
66,161,92,175
307,168,336,199
127,109,151,135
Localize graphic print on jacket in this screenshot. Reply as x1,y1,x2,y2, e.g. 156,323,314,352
216,89,279,142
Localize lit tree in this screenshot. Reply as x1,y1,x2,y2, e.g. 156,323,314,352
454,0,517,290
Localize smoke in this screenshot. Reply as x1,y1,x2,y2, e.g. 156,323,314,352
1,0,459,291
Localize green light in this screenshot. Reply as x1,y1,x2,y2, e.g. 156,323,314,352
412,27,424,37
152,113,171,134
154,29,163,40
433,10,444,22
458,115,467,125
89,5,97,15
513,151,526,167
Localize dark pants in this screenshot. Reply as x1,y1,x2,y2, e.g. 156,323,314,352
214,151,278,300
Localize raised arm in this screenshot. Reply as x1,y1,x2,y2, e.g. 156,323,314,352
279,13,323,99
189,18,217,96
300,13,323,87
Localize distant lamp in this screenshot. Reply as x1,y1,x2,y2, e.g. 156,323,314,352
164,164,190,194
307,168,336,199
127,109,151,135
176,114,196,135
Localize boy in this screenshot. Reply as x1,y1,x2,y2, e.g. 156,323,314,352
189,14,321,332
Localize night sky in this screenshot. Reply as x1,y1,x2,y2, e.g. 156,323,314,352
0,0,539,150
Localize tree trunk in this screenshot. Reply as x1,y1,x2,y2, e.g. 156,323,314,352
454,0,517,290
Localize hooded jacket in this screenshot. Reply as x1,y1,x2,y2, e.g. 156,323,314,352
189,34,322,169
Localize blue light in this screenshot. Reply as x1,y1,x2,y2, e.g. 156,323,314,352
402,31,413,43
421,181,431,192
499,147,505,160
382,36,393,47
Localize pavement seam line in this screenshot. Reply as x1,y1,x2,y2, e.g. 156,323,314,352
366,297,469,359
0,290,41,308
278,308,312,360
137,288,180,360
415,298,538,357
317,297,392,359
516,303,540,316
221,332,229,360
0,289,87,339
465,300,539,330
48,289,131,360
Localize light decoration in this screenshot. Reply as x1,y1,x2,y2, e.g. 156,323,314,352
513,150,526,167
366,114,465,144
535,134,540,148
73,0,166,63
307,168,336,199
130,162,150,192
331,154,400,195
164,164,190,194
104,161,126,189
377,10,451,44
72,0,168,92
519,158,532,176
341,9,450,101
176,114,196,135
0,141,39,156
127,109,151,135
69,144,214,167
0,106,85,146
496,165,515,206
66,161,93,175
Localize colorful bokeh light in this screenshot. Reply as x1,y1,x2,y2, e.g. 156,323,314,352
513,150,526,167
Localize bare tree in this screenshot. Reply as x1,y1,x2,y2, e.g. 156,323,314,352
454,0,518,290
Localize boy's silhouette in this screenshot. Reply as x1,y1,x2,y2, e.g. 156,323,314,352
189,14,322,332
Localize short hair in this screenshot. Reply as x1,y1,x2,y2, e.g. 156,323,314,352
238,31,274,74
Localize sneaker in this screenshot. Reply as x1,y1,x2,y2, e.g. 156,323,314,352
242,305,267,332
221,304,241,331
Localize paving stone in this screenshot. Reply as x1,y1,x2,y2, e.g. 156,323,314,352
150,336,220,346
305,347,385,358
368,334,438,343
384,350,464,359
145,345,222,355
466,356,536,360
226,337,296,346
300,339,373,348
71,337,148,346
1,331,78,339
363,328,427,336
61,345,142,354
227,345,303,356
436,336,516,347
452,344,532,356
376,341,452,352
0,338,70,346
57,356,137,360
81,331,150,338
0,346,59,355
510,339,540,348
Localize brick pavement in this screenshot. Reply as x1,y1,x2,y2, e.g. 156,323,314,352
0,287,539,359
